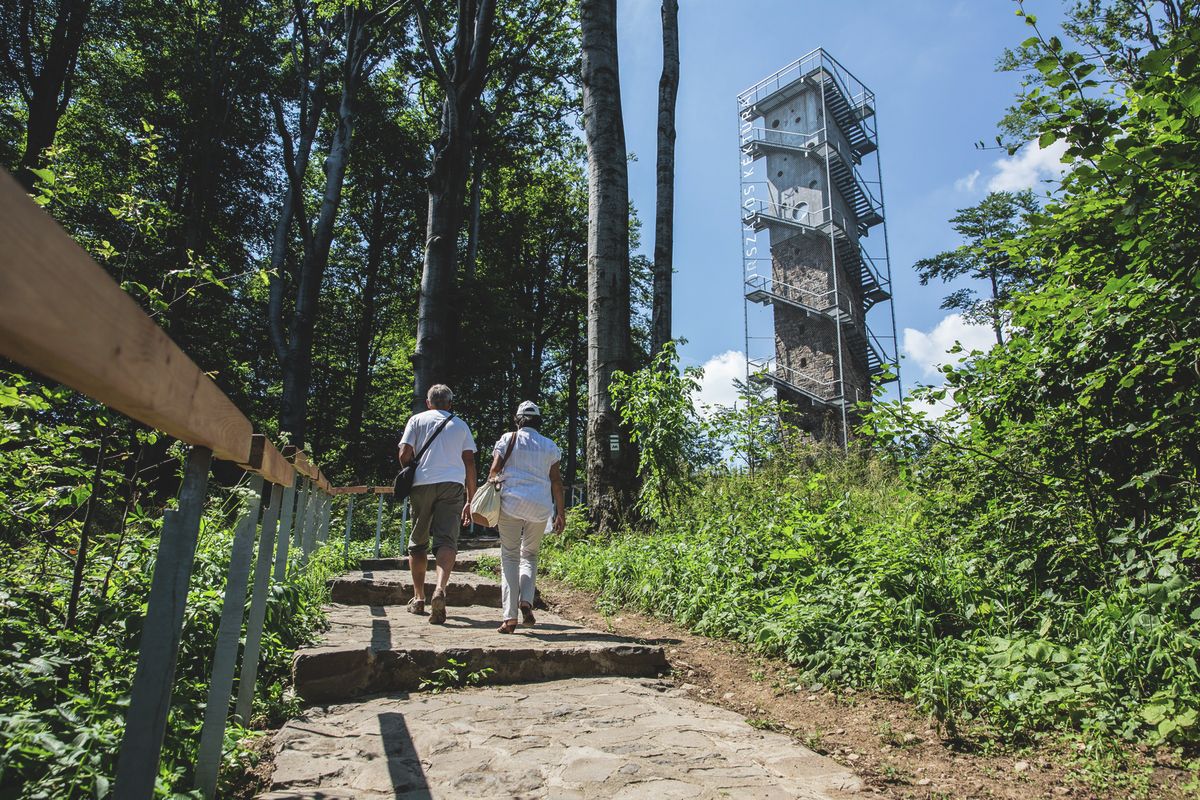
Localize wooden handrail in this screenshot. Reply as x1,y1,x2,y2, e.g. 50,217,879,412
239,435,294,488
330,486,371,494
0,168,343,492
0,169,255,464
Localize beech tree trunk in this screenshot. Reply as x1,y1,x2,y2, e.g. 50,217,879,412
9,0,93,191
651,0,679,359
345,192,386,470
269,8,381,447
411,0,497,413
581,0,636,532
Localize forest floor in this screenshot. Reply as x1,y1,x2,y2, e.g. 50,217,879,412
540,577,1199,800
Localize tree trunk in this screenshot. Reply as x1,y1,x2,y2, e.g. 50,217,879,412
581,0,636,532
987,263,1005,346
651,0,679,359
345,193,385,470
13,0,93,191
270,9,377,446
464,152,483,284
412,119,471,412
565,331,582,490
279,48,360,444
411,0,497,413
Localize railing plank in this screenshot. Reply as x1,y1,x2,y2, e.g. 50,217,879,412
195,475,265,799
342,495,356,559
272,479,297,581
113,446,212,799
0,170,253,464
236,480,281,723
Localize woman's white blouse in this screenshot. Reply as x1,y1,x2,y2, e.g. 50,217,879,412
492,428,561,522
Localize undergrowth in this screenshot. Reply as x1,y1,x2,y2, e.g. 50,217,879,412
542,453,1200,755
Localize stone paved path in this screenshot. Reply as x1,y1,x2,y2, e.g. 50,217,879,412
259,557,863,798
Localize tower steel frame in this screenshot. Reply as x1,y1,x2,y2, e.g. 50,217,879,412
737,48,901,447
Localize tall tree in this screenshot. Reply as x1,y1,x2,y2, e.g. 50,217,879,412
581,0,636,531
268,2,403,446
0,0,94,190
914,189,1040,345
650,0,678,358
410,0,497,412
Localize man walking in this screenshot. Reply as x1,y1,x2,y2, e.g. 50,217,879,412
398,384,477,624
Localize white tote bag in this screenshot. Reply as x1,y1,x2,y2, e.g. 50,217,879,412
470,479,502,527
470,432,517,527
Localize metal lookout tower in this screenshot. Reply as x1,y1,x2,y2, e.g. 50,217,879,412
738,48,901,446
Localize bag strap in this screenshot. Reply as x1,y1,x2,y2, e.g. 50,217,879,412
413,412,455,466
494,430,519,477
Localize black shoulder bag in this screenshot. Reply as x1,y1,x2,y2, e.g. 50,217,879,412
393,413,455,501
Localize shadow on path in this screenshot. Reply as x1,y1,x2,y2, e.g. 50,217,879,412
379,710,431,799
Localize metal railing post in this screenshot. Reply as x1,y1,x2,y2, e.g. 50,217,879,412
236,480,282,724
342,495,356,560
273,477,297,580
195,474,265,799
373,493,384,558
113,446,213,800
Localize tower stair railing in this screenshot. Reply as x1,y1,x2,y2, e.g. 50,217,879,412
742,127,884,229
747,355,845,406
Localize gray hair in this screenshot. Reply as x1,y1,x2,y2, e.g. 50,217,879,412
427,384,453,409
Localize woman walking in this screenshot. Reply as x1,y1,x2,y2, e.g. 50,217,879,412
489,401,566,634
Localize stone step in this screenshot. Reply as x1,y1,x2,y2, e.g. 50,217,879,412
359,547,499,573
330,570,501,607
293,604,668,704
258,677,863,799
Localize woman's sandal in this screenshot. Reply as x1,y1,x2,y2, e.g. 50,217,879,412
497,619,518,634
519,602,536,627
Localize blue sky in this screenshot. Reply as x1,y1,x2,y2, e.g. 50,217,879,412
613,0,1067,407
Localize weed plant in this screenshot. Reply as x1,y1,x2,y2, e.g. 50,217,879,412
543,449,1200,750
0,370,371,798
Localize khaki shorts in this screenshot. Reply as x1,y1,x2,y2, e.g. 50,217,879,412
408,481,465,555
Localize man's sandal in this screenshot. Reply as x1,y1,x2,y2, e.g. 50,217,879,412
497,619,518,634
406,597,426,615
519,602,536,627
429,591,447,625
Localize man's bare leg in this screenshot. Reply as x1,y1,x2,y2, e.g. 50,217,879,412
434,547,456,592
410,550,428,604
429,546,455,624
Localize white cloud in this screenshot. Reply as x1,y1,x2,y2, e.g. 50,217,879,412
987,139,1068,191
903,313,996,379
692,350,746,414
954,169,981,193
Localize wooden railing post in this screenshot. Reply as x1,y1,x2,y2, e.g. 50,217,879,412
195,475,265,799
113,446,213,800
342,495,356,560
272,477,297,581
236,479,281,724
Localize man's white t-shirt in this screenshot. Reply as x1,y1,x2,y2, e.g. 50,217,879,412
399,410,477,487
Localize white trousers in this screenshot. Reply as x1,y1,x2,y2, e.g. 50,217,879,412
497,510,547,621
